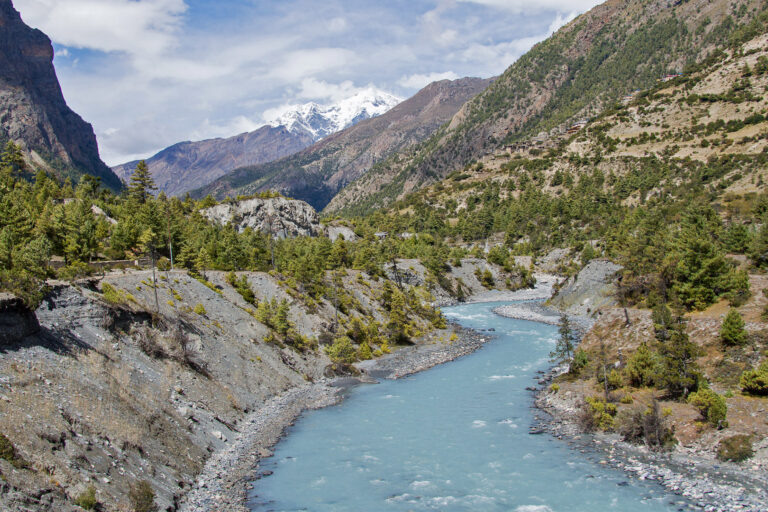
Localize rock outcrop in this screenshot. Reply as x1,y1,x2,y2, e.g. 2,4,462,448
548,259,623,317
0,1,121,190
202,197,321,238
0,293,39,344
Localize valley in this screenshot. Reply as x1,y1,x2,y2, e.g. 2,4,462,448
1,0,768,511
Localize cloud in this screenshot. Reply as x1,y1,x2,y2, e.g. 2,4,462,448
398,71,459,89
266,48,359,82
13,0,601,166
457,0,601,13
14,0,187,56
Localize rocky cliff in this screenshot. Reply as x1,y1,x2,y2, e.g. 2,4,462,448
202,197,321,238
194,77,492,211
113,125,314,197
0,0,121,190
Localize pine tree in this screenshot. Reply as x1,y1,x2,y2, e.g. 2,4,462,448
128,161,156,204
550,314,576,368
720,308,747,346
659,319,702,398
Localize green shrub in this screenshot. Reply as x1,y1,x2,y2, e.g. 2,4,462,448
720,308,748,346
716,435,754,462
357,341,373,360
101,282,130,306
584,396,617,431
74,486,98,510
739,361,768,395
193,303,206,316
325,336,357,364
571,348,589,375
688,388,728,428
607,369,624,390
0,433,26,468
626,342,660,387
56,261,93,281
128,480,157,512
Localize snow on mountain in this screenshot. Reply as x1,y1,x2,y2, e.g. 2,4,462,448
265,88,402,141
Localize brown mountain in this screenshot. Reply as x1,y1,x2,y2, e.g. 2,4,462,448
112,125,314,197
326,0,767,215
193,77,493,210
0,0,121,190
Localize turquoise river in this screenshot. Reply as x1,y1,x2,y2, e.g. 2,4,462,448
248,301,687,512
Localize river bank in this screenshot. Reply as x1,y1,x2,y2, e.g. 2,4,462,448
529,336,768,512
179,326,496,511
180,277,560,511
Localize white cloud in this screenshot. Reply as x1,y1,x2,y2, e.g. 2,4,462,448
548,11,579,34
296,78,368,102
266,48,359,82
457,0,601,13
398,71,459,90
328,17,348,33
14,0,187,56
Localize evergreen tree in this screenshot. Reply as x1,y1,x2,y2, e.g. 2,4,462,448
550,314,576,369
659,319,702,398
128,161,156,204
720,308,748,346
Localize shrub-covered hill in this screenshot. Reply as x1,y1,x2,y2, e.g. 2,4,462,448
328,0,768,216
351,27,768,313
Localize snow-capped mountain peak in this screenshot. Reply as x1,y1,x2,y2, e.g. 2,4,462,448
265,89,402,141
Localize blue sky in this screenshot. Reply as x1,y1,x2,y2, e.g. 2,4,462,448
13,0,601,165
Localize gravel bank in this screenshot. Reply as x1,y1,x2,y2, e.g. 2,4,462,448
180,324,494,511
532,368,768,512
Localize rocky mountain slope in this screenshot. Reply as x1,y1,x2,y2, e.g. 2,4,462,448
113,90,401,197
193,77,492,210
112,126,314,197
328,0,768,215
0,0,121,190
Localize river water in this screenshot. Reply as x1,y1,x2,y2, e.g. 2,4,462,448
248,301,685,512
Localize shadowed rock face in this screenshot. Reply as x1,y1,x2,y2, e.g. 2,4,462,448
0,293,39,344
202,197,321,238
0,0,121,190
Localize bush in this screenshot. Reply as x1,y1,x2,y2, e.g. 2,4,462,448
607,369,624,390
688,388,728,428
571,348,589,375
626,342,660,387
740,361,768,395
74,486,98,510
325,336,357,364
56,261,93,281
720,308,748,346
129,480,157,512
0,433,26,468
582,396,617,431
716,435,754,462
193,303,206,316
101,282,132,306
617,401,676,451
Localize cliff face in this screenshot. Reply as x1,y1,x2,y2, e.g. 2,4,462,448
113,126,314,197
194,77,492,211
0,0,121,190
202,197,321,238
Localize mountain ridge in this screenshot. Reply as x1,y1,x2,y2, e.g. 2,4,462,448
113,89,402,196
0,0,121,189
326,0,767,216
193,77,493,210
